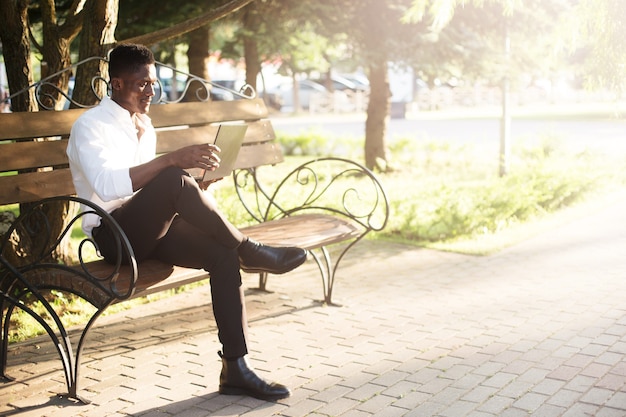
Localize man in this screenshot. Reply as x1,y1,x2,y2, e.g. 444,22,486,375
66,43,306,401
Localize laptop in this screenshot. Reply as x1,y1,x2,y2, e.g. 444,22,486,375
190,124,248,182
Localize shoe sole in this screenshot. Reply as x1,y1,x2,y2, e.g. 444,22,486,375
240,252,307,275
219,385,290,401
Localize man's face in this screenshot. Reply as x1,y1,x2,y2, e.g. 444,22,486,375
111,63,157,115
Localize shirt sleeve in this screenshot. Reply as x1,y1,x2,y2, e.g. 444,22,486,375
68,117,135,202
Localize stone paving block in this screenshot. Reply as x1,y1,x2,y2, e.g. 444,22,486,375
439,399,482,417
580,386,615,407
355,393,398,413
316,396,361,415
499,407,537,417
513,391,550,412
604,391,626,409
464,412,497,417
340,381,383,403
461,385,499,404
341,410,375,417
381,380,420,399
564,374,598,393
561,401,600,417
595,406,626,417
416,373,454,395
279,398,324,417
477,394,516,415
404,400,446,416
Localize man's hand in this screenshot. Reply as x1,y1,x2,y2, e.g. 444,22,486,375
198,177,224,190
171,143,221,171
129,143,222,192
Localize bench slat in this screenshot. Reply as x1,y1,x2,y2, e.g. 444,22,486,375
80,259,210,303
241,213,362,249
148,99,268,128
235,142,284,169
0,109,86,140
0,119,275,175
0,142,283,206
0,98,268,141
0,139,69,172
0,169,74,205
155,120,276,153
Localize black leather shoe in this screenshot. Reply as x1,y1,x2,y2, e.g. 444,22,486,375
238,238,306,274
219,353,291,401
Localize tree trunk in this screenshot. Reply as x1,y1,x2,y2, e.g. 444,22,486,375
361,0,391,172
186,26,211,102
364,62,390,172
242,7,261,93
0,0,36,113
291,71,302,113
73,0,118,107
36,4,79,265
38,1,72,110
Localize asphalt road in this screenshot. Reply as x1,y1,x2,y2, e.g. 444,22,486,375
269,106,626,156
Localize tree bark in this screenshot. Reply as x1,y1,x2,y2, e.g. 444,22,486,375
362,0,390,172
365,62,390,172
242,6,261,92
73,0,118,107
186,26,211,102
37,0,82,110
0,0,36,113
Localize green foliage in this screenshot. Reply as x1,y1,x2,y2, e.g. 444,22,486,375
570,0,626,93
275,129,361,158
382,135,624,243
7,290,97,343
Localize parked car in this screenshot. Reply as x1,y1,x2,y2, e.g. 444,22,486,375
265,79,330,111
159,75,234,102
212,79,250,99
309,75,370,112
312,75,369,93
341,74,370,90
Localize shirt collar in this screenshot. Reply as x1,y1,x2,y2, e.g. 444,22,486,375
100,96,152,126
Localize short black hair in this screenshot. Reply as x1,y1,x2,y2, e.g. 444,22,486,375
108,44,155,78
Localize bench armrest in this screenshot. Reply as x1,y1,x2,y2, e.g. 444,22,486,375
233,157,389,234
0,196,138,307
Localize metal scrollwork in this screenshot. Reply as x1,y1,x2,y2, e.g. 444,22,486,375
2,56,257,110
233,157,389,230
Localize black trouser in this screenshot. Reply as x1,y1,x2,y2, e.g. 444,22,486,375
93,167,248,358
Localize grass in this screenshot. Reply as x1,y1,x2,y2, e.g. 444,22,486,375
2,111,626,342
379,133,625,253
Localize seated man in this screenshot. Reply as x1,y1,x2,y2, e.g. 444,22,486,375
66,43,306,401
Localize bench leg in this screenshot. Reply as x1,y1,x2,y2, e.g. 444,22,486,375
0,276,101,404
308,247,339,306
254,243,360,306
310,239,363,306
257,272,269,292
256,247,343,306
0,298,16,382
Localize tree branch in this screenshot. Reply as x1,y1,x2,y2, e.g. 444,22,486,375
120,0,255,46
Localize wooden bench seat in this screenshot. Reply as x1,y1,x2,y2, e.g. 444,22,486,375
0,58,389,403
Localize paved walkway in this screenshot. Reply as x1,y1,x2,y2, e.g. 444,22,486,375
1,195,626,417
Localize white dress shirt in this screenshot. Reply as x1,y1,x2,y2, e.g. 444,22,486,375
66,96,157,236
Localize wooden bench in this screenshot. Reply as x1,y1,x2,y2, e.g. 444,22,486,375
0,58,389,403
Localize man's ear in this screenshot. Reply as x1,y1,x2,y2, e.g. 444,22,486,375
111,77,122,91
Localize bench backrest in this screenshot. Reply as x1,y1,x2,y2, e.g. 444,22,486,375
0,98,282,206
